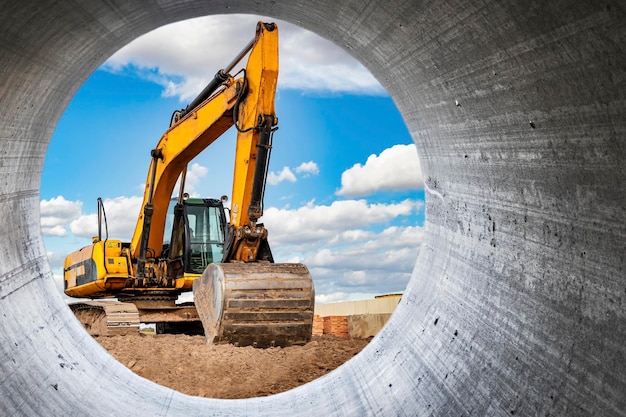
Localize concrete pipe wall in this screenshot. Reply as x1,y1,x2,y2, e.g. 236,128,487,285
1,1,624,415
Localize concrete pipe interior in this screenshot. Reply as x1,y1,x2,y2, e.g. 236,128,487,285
1,1,625,416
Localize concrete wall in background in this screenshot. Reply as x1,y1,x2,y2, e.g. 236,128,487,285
348,314,393,339
315,295,402,317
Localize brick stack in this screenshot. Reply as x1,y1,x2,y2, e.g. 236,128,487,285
312,314,324,336
322,315,349,338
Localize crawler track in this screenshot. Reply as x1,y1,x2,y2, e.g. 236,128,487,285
69,301,141,336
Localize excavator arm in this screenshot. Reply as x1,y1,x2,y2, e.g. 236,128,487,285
131,22,279,276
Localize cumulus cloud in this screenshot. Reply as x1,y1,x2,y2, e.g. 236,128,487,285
315,292,351,304
267,161,320,186
277,21,383,95
262,198,422,245
267,166,297,185
40,196,82,236
172,162,209,197
69,196,143,239
104,15,384,101
260,198,423,300
295,161,319,176
301,226,422,272
42,225,67,237
271,223,423,299
336,144,423,197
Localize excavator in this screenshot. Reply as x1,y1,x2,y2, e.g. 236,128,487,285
63,22,315,348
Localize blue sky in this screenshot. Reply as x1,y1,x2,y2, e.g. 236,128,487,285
40,14,424,303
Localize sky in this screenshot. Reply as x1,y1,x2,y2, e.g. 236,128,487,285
40,14,424,304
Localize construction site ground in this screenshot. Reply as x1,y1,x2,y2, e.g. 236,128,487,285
96,333,370,399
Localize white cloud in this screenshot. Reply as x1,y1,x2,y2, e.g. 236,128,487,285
301,226,422,272
263,198,422,245
40,196,83,218
316,292,350,304
336,144,423,197
267,166,297,185
103,15,384,101
260,198,423,298
172,162,209,197
276,224,422,298
295,161,319,176
42,225,67,237
267,161,320,186
69,196,143,240
278,22,383,95
40,196,82,236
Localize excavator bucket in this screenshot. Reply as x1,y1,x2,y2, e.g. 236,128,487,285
193,262,315,348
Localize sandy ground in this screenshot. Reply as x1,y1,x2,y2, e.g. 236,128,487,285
96,334,369,399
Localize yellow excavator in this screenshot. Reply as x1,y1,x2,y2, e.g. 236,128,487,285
63,22,314,348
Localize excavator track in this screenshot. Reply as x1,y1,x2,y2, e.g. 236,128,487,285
69,301,141,336
193,262,315,348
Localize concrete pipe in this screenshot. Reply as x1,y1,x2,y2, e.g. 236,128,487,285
0,1,624,415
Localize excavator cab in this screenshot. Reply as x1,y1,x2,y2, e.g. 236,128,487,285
162,197,227,274
184,199,226,272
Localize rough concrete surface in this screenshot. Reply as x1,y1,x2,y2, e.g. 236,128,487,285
0,1,624,416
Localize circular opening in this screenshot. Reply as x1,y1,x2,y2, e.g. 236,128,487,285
40,14,424,399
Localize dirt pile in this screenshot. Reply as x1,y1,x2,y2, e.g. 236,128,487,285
97,334,369,399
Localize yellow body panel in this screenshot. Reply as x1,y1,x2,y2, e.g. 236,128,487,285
64,240,129,298
175,273,200,290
